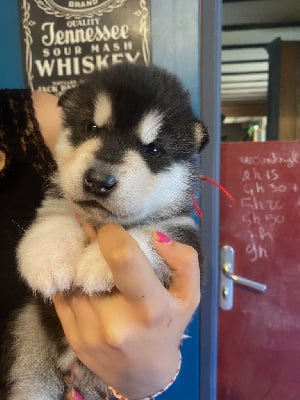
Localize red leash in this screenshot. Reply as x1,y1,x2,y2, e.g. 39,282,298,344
192,176,235,218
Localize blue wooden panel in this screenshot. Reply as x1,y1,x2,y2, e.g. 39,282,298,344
0,1,24,87
151,0,200,114
151,1,201,399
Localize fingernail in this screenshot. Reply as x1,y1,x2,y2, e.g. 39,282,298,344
154,231,172,244
73,390,84,400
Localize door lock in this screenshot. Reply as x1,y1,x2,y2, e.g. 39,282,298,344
220,245,267,310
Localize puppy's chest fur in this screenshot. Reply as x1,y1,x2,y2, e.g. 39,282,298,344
2,64,207,400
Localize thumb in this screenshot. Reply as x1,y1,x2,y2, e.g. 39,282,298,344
152,231,201,311
97,224,165,302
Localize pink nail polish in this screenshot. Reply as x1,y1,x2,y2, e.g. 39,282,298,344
73,390,84,400
155,231,172,244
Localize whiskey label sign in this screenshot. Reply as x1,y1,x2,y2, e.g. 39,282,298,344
19,0,151,94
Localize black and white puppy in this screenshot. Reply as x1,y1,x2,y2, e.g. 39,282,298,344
3,63,208,400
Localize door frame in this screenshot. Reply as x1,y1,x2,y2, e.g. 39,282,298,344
199,0,222,399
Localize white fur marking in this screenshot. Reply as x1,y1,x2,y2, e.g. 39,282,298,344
100,150,190,222
138,110,163,144
56,136,102,201
94,93,112,127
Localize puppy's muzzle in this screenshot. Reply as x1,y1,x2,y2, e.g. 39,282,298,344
84,168,117,196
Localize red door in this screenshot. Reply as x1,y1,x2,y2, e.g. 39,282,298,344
218,141,300,399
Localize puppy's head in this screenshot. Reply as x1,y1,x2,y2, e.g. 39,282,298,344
56,63,208,225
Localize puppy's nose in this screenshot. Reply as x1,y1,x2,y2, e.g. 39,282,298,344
84,169,117,195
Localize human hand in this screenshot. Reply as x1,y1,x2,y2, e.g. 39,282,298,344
53,224,200,400
32,91,61,158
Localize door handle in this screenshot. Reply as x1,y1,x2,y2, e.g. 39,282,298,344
223,264,267,292
220,245,267,310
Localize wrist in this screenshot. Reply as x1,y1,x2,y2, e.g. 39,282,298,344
108,351,182,400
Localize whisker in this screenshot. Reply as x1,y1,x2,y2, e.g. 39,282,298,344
11,219,26,233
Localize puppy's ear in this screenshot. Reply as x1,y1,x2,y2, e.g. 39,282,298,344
194,120,209,152
58,87,79,108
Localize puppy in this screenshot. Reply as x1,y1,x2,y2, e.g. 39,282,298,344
2,63,208,400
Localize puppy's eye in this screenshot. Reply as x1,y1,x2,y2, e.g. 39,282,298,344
86,123,99,134
143,142,160,156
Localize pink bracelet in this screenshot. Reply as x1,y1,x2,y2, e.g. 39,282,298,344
108,352,182,400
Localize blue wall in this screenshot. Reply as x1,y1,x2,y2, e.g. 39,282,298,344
0,1,24,87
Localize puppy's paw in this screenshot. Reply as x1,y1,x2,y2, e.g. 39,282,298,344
74,241,114,294
17,217,87,297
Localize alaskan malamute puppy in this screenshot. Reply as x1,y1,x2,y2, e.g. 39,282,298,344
3,63,208,400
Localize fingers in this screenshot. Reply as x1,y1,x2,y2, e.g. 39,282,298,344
52,292,73,321
97,224,165,303
53,291,98,328
52,293,78,342
98,224,200,317
54,224,200,327
152,233,201,312
52,293,100,353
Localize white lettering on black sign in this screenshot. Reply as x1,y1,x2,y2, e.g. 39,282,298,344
19,0,151,95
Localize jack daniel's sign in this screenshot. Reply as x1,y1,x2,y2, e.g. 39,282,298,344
19,0,151,95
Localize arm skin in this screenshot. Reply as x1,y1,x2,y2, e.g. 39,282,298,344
32,91,61,158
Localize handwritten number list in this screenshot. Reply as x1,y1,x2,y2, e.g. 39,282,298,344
239,151,299,263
